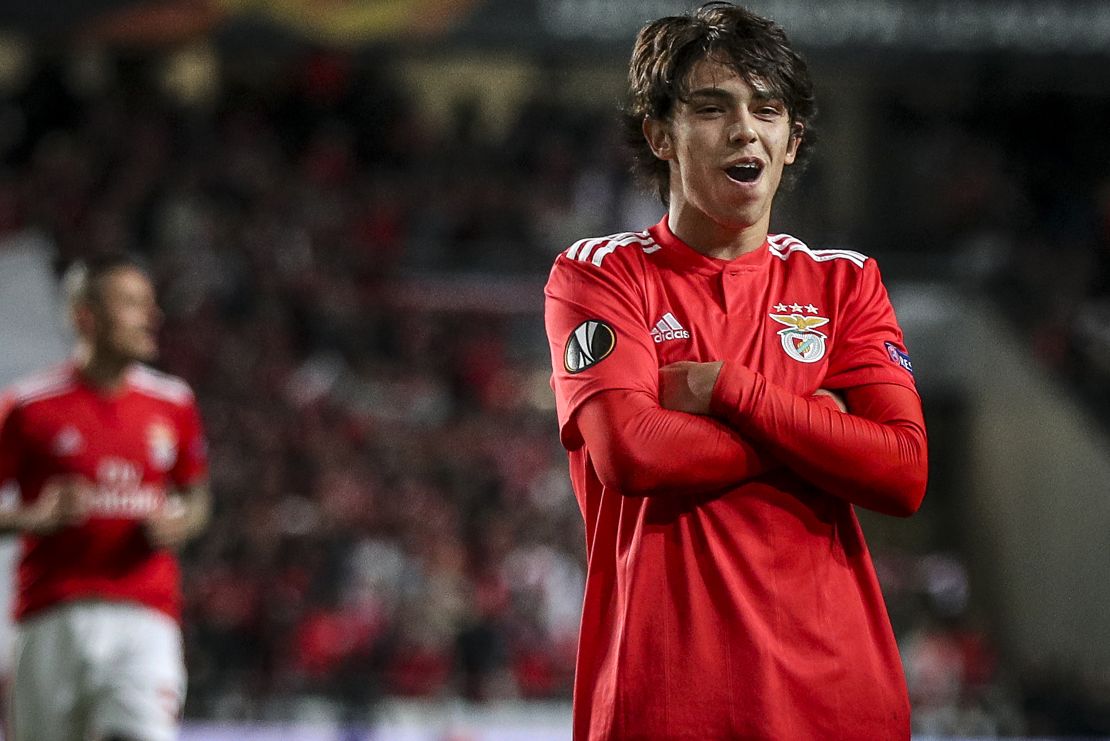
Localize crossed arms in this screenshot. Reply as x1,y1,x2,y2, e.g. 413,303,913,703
576,360,927,517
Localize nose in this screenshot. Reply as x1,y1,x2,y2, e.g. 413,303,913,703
728,111,757,145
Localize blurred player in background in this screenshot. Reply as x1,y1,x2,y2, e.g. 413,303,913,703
544,3,928,739
0,254,210,741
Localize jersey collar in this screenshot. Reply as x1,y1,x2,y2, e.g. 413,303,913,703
70,360,136,399
647,215,772,275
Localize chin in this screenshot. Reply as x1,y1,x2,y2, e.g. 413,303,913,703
131,345,159,363
722,212,761,229
727,201,772,228
711,208,762,231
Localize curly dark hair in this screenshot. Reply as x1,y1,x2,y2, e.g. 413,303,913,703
622,2,817,204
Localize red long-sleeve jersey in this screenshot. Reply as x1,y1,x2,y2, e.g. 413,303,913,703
544,216,927,741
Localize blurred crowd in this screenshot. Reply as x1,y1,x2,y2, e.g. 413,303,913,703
869,84,1110,412
0,48,1106,735
1,50,647,720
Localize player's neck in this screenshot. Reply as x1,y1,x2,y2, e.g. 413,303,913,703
666,202,769,261
74,344,132,393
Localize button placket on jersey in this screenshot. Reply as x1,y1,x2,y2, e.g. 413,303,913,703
719,265,763,316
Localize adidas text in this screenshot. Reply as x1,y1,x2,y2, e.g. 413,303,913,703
651,313,690,343
652,328,690,343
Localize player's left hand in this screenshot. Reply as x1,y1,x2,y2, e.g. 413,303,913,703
659,361,723,415
143,498,191,550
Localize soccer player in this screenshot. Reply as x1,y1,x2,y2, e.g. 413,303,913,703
0,254,210,741
544,4,928,739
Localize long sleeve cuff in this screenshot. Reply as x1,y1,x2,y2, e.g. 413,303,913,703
710,361,761,421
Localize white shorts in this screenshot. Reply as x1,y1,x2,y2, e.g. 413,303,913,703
8,600,186,741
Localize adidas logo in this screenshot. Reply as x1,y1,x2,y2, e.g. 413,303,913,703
651,313,691,343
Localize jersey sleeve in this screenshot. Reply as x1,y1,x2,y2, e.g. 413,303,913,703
824,259,917,393
578,387,779,497
171,394,208,488
544,249,658,448
711,363,928,516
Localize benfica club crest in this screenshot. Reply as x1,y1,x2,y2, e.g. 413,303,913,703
770,312,829,363
146,421,179,472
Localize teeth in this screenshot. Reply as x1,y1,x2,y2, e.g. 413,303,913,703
727,163,761,183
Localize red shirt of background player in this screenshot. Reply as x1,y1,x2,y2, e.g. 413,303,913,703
0,363,207,622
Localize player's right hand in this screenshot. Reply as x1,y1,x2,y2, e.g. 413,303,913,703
23,476,91,534
659,360,724,415
813,388,848,413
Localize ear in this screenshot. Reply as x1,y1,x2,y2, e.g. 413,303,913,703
642,117,674,161
784,121,804,165
72,302,97,339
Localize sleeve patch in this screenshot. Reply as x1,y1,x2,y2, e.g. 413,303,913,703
884,342,914,375
565,320,616,373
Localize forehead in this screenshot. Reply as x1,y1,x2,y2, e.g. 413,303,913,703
681,57,770,99
96,266,153,297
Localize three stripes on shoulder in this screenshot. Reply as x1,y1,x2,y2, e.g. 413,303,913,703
564,232,868,269
767,235,868,268
564,232,659,267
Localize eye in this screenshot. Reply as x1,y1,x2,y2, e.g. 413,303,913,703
696,105,723,116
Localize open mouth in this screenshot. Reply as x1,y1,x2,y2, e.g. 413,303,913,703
725,162,763,184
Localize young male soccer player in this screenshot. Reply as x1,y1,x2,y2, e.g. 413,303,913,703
0,255,210,741
544,4,928,739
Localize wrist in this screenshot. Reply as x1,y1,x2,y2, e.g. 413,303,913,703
11,510,33,533
709,362,759,421
692,361,724,412
178,502,208,541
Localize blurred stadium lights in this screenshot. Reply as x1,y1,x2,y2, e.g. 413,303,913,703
0,33,29,91
539,0,1110,53
161,42,220,104
0,0,486,45
3,0,1110,54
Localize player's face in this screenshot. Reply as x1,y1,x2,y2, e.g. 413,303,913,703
91,267,162,363
647,57,801,236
